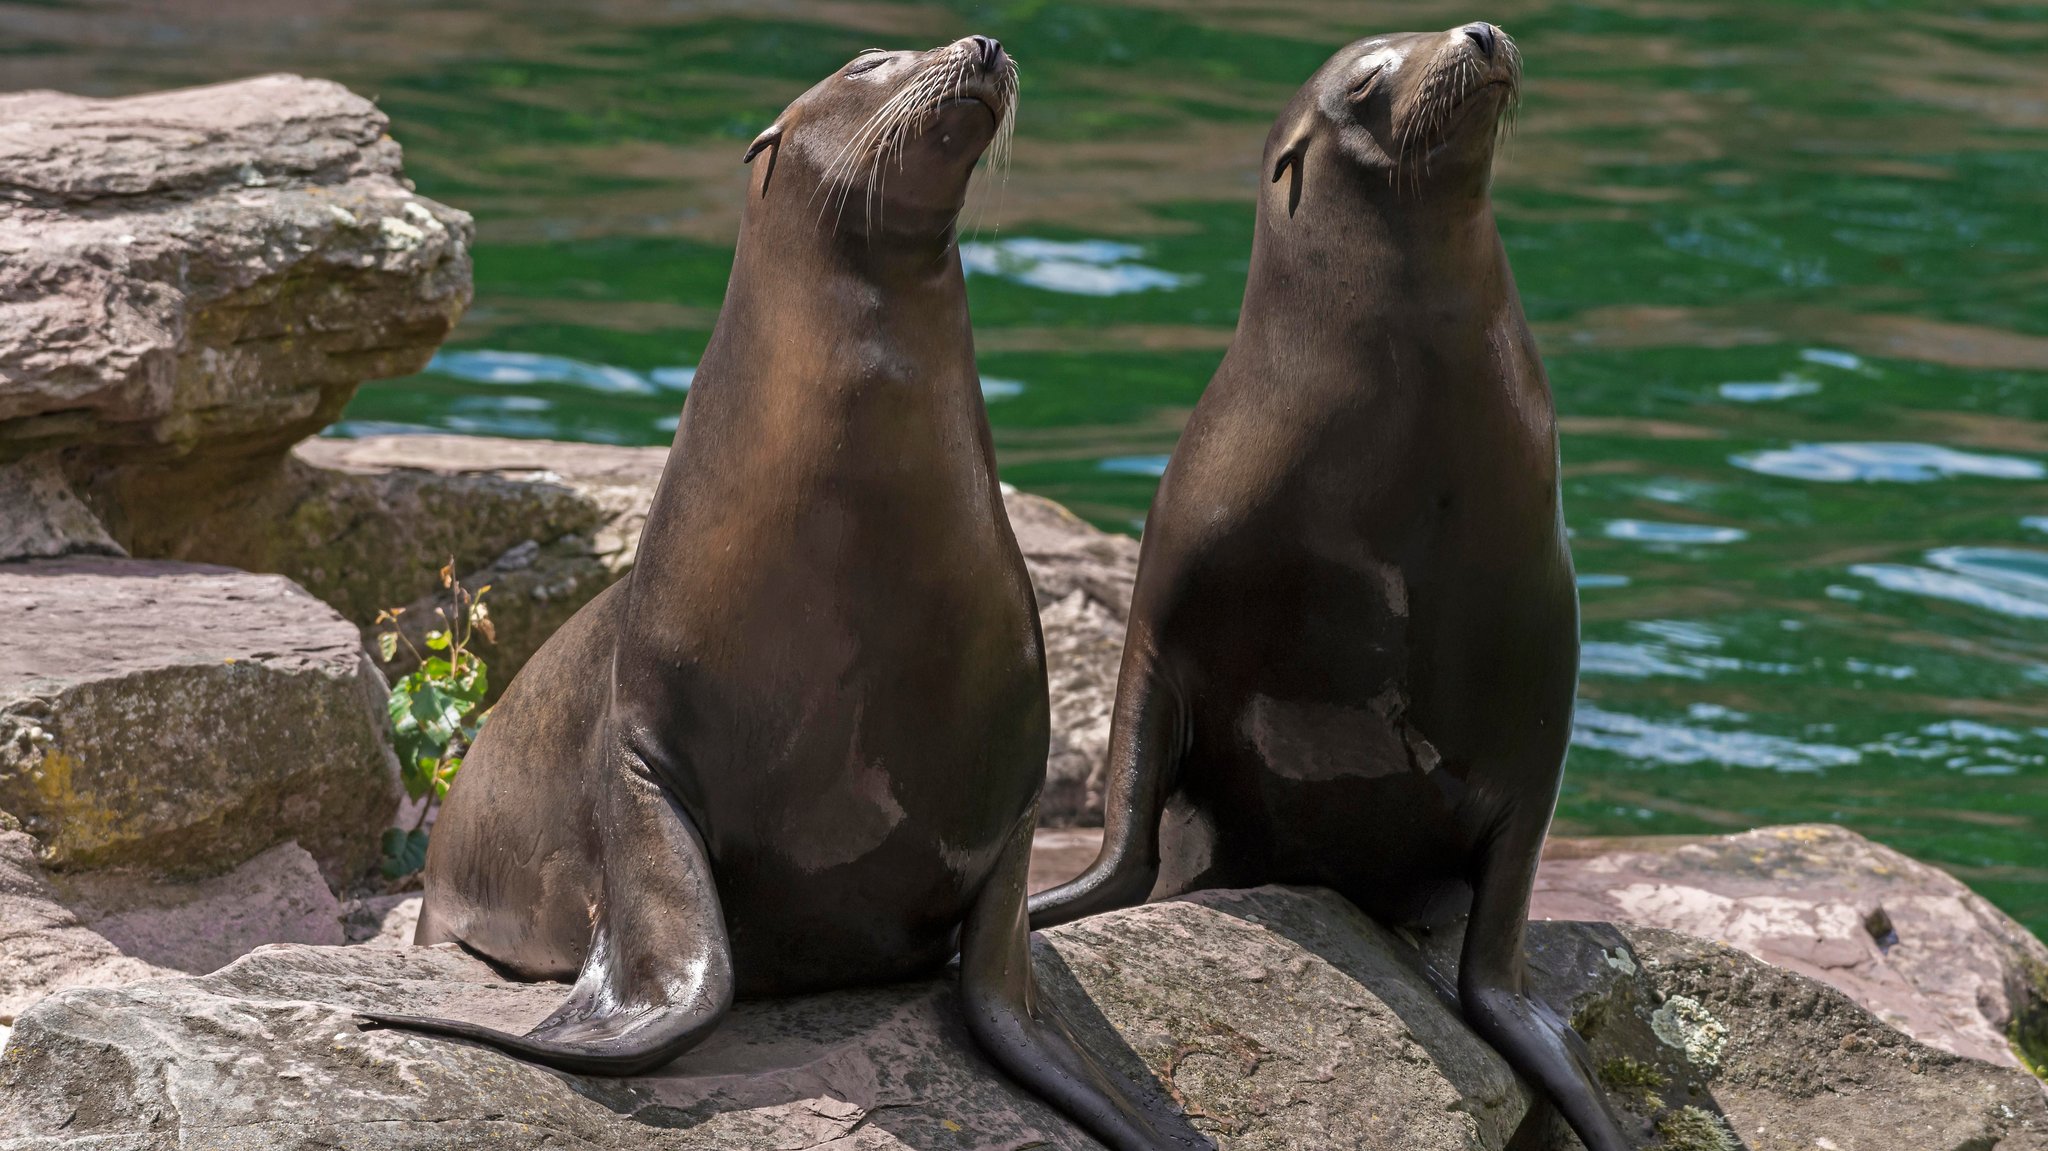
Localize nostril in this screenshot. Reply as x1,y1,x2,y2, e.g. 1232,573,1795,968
1463,23,1496,58
969,34,1002,69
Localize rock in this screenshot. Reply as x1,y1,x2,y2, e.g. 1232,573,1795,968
0,829,159,1026
0,74,471,555
1004,486,1141,616
0,888,1534,1150
342,892,421,949
1535,824,2048,1074
1030,827,1108,895
1037,588,1126,826
0,558,400,882
0,830,342,1024
1006,489,1142,827
5,886,2042,1150
1505,921,2048,1151
0,454,122,561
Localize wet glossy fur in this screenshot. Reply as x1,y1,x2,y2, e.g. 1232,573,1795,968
361,38,1204,1151
1030,24,1630,1151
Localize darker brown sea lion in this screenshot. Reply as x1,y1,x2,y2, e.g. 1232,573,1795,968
360,36,1204,1150
1028,23,1630,1151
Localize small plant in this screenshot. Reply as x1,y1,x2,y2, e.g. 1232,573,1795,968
375,559,494,879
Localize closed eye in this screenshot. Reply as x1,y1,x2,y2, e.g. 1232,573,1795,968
845,51,891,77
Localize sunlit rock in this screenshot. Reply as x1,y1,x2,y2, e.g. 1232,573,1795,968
0,558,398,882
7,887,2043,1149
0,74,471,559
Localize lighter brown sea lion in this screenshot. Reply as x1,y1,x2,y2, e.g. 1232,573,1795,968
1030,23,1632,1151
360,36,1205,1150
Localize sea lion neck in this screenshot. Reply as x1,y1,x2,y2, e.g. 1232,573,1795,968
1246,174,1507,332
676,208,976,436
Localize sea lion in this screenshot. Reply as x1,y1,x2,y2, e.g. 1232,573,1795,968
360,37,1204,1150
1028,23,1629,1151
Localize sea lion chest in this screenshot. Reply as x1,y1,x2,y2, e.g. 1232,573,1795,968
1151,311,1577,913
618,375,1046,993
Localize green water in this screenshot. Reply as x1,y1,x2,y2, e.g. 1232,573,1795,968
19,1,2047,935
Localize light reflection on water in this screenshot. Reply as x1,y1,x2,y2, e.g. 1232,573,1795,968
1734,442,2045,484
960,238,1196,296
24,0,2044,930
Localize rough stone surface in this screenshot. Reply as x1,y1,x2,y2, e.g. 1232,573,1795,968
1535,823,2048,1073
0,558,400,882
0,829,341,1023
0,74,471,549
5,886,2043,1150
1006,489,1142,827
1504,921,2048,1150
0,453,122,561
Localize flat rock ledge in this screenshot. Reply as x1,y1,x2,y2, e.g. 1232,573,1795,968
0,74,471,559
0,558,399,882
4,887,2044,1151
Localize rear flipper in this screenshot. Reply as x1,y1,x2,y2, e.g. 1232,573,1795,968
359,756,734,1077
1028,648,1180,930
963,808,1211,1150
1460,813,1630,1151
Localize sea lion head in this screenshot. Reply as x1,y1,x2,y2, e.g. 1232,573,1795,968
743,35,1019,238
1268,22,1520,214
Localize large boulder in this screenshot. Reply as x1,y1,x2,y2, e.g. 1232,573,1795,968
1536,824,2048,1074
0,557,400,883
4,886,2043,1150
0,74,471,559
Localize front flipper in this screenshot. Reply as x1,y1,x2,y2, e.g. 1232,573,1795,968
1029,643,1182,930
360,757,734,1077
963,808,1210,1150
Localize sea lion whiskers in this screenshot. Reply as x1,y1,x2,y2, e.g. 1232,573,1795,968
813,45,1018,235
1391,27,1521,188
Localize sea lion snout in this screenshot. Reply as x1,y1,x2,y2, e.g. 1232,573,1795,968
1461,22,1499,59
965,34,1005,71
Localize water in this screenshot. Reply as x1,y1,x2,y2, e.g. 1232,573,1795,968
15,0,2047,936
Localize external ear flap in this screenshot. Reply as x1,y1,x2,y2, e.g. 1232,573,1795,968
1270,120,1313,218
743,122,785,197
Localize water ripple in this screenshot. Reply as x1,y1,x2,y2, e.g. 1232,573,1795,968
1100,455,1172,476
961,238,1194,296
427,350,677,395
1734,442,2044,483
1603,519,1749,545
1572,703,1861,773
1718,379,1821,402
1851,546,2048,621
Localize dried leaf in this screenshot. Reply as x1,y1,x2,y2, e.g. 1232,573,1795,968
440,559,455,588
377,631,399,662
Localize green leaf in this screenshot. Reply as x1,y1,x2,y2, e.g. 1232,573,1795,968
380,827,430,879
424,630,450,651
377,631,398,662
